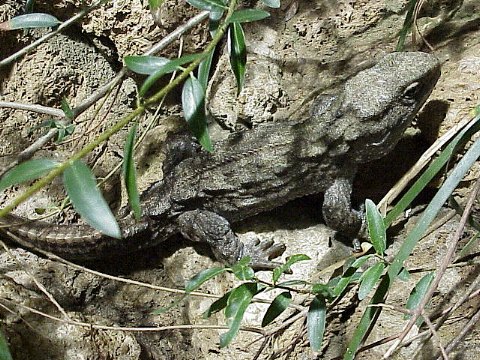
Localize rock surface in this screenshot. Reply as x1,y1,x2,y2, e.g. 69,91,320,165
1,0,479,359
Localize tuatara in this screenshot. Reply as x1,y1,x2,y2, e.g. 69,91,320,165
0,52,441,269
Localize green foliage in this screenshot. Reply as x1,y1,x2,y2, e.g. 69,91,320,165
405,272,434,326
228,9,270,24
186,0,227,12
123,124,141,220
198,49,215,90
0,330,12,360
25,0,36,13
61,98,74,120
148,0,164,9
231,257,255,280
184,253,364,351
221,282,260,347
182,75,213,151
0,13,60,30
185,267,228,292
396,0,417,51
307,295,326,352
124,55,170,75
385,117,480,227
0,159,59,191
358,262,385,300
272,254,310,284
137,54,202,96
345,115,480,360
228,22,246,94
63,160,121,239
0,157,121,238
365,199,386,255
261,291,292,326
30,119,75,143
204,291,230,318
261,0,280,8
331,255,370,297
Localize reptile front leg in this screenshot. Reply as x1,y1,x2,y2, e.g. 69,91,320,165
176,210,285,270
322,176,365,250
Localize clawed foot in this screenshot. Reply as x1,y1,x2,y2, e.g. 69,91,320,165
241,235,286,271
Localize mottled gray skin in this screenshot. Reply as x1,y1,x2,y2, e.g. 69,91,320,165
0,52,440,269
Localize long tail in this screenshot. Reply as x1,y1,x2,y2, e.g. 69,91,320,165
0,213,152,260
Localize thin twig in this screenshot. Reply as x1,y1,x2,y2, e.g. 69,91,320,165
0,0,108,68
0,297,264,334
3,230,218,298
0,101,63,117
0,10,209,176
0,0,237,222
423,312,448,360
0,240,70,320
345,289,480,357
384,176,480,358
72,10,209,117
378,115,475,214
438,304,480,359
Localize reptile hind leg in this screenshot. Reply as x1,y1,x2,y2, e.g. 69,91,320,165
177,210,285,270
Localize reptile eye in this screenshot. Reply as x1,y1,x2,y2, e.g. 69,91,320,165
402,81,421,103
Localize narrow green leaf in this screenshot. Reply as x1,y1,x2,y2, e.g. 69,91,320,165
124,55,169,75
204,291,230,318
385,115,480,227
228,9,270,23
358,262,385,300
276,280,309,287
396,0,416,51
220,283,258,347
123,124,141,219
332,270,361,297
365,199,386,255
63,160,121,239
0,330,12,360
236,256,251,266
351,254,373,268
185,267,227,292
0,159,59,191
405,272,434,326
152,295,186,314
261,291,292,327
181,76,213,151
272,254,310,284
1,13,60,30
139,54,202,96
148,0,164,9
261,0,280,8
331,256,371,297
61,98,74,120
26,0,35,13
398,268,411,281
473,104,480,116
307,295,326,352
312,283,334,299
345,122,480,360
231,262,254,281
209,9,224,22
209,14,222,36
228,22,246,95
186,0,227,12
198,48,215,90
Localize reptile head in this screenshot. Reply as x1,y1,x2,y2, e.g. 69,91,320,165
340,52,441,162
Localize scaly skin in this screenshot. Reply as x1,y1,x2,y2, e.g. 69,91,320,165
0,52,441,268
